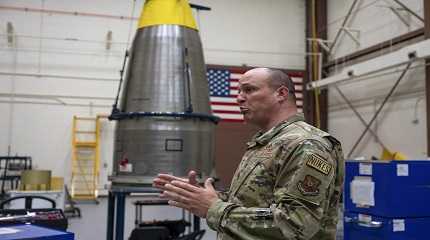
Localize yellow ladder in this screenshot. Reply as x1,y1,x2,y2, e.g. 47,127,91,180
71,116,103,201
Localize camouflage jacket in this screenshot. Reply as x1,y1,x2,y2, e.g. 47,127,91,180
206,113,344,240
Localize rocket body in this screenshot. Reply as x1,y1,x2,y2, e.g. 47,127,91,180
110,1,217,186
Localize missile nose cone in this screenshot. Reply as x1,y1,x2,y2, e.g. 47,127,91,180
138,0,198,30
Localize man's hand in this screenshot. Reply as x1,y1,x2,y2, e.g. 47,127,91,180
161,178,219,218
153,170,198,191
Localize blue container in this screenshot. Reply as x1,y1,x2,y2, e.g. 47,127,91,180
344,211,429,240
345,160,430,217
0,224,74,240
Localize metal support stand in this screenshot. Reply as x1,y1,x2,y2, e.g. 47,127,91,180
106,190,128,240
106,187,156,240
106,191,115,240
106,186,202,240
193,215,200,232
115,192,126,240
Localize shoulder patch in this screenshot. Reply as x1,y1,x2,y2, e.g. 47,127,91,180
306,154,332,175
297,175,321,196
255,145,274,158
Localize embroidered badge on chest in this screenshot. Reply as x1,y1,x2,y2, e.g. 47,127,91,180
255,145,274,158
297,175,321,196
306,154,332,175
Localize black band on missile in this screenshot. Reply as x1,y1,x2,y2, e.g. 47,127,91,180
109,111,220,123
189,4,211,11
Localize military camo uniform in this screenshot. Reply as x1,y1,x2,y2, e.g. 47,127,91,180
206,113,344,240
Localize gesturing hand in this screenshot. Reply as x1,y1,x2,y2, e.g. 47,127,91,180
161,178,219,218
153,170,198,191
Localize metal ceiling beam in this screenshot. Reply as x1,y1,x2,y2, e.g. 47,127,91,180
328,0,359,54
348,63,412,158
0,5,138,21
393,0,424,23
0,71,118,82
324,28,424,70
308,38,430,90
333,85,388,151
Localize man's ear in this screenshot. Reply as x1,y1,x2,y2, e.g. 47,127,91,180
276,86,289,102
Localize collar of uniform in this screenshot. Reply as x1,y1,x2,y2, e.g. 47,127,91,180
246,113,305,148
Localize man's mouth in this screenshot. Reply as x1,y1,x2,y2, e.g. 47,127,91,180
239,107,249,114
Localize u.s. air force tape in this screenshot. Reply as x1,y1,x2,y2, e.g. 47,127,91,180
306,154,332,175
252,208,273,220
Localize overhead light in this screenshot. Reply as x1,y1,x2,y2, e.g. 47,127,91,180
7,22,14,47
106,30,112,50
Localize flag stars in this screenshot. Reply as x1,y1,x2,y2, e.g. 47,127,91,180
207,69,231,97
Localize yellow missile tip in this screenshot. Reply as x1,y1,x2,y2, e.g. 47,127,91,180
138,0,198,30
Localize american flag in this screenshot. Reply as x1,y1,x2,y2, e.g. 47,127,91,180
207,68,303,122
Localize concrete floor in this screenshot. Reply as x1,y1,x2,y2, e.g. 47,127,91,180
67,195,217,240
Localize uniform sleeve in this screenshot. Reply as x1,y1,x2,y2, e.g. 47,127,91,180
217,190,229,201
206,139,337,240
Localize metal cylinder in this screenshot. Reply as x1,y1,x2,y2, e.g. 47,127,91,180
110,23,217,186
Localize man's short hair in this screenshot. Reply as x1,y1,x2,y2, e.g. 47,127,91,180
265,68,296,103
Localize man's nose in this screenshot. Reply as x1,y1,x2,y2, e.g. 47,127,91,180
237,93,245,104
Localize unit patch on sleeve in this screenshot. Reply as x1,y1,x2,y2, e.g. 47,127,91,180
305,154,332,175
297,175,321,196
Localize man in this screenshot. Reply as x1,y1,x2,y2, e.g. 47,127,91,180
153,68,344,239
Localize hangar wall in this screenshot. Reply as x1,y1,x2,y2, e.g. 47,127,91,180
0,0,306,190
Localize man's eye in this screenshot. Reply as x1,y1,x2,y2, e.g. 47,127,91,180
242,87,254,93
